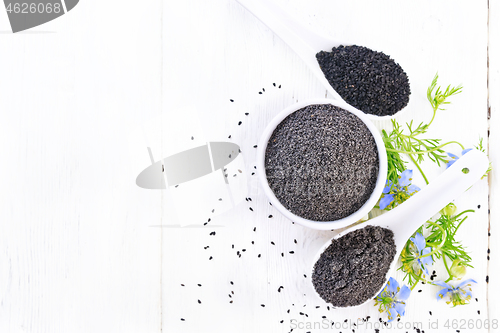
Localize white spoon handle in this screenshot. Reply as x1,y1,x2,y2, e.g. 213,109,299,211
372,149,489,250
235,0,343,100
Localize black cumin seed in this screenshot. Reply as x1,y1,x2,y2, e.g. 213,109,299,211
280,320,283,323
249,207,253,211
238,121,242,125
253,227,256,231
228,135,231,139
197,284,202,287
230,99,234,102
294,239,297,244
198,300,201,304
258,254,261,258
261,304,265,307
209,256,213,260
209,231,216,236
191,136,194,140
289,251,294,254
281,253,284,257
181,284,185,286
478,310,480,314
478,205,481,208
180,318,185,321
429,311,432,315
268,215,273,218
271,241,275,245
486,275,489,283
245,112,249,115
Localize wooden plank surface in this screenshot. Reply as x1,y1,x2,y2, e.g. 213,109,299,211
0,0,497,332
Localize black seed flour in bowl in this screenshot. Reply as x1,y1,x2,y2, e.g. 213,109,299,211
316,45,410,117
312,226,396,307
264,103,379,222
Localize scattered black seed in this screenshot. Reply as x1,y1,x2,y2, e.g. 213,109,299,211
258,254,261,258
488,249,490,253
242,249,246,252
418,290,422,293
271,241,275,245
253,145,258,148
316,45,410,116
180,318,185,321
486,275,489,283
273,83,276,86
232,244,234,249
259,92,262,95
312,226,396,307
489,232,491,236
245,112,249,116
238,121,242,126
209,256,213,260
265,103,379,221
251,172,255,175
261,304,265,307
289,251,295,254
191,136,194,140
478,205,481,209
476,298,478,302
249,207,253,211
198,299,201,304
251,241,254,244
198,284,202,287
209,231,216,236
294,239,297,244
230,99,234,102
304,274,307,278
229,300,233,303
175,185,179,188
279,85,281,88
263,88,265,92
181,284,185,286
230,281,233,285
228,135,231,139
268,215,273,218
281,253,284,257
253,227,256,232
204,246,209,249
287,309,290,313
278,286,283,292
280,320,284,323
429,311,432,315
478,310,480,314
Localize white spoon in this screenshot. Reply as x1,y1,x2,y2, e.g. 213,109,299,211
311,149,489,307
235,0,405,120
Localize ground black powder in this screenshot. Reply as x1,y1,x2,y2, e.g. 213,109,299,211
316,45,410,116
265,103,379,221
312,225,396,307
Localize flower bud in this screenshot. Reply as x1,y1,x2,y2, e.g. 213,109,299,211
450,259,467,280
440,203,457,217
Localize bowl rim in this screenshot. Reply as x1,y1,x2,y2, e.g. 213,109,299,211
256,98,388,230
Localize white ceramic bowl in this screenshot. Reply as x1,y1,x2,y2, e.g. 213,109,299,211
256,99,387,230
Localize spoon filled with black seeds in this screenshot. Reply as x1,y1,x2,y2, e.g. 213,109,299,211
236,0,410,117
311,149,489,308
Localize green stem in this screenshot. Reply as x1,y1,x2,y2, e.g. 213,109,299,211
409,154,429,185
416,221,447,259
443,256,453,282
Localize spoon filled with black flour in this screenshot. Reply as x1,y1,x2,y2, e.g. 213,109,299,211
235,0,410,117
312,149,489,308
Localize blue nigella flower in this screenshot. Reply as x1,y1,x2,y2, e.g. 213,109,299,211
409,232,434,276
374,277,411,322
434,278,476,307
379,169,420,210
446,148,473,168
